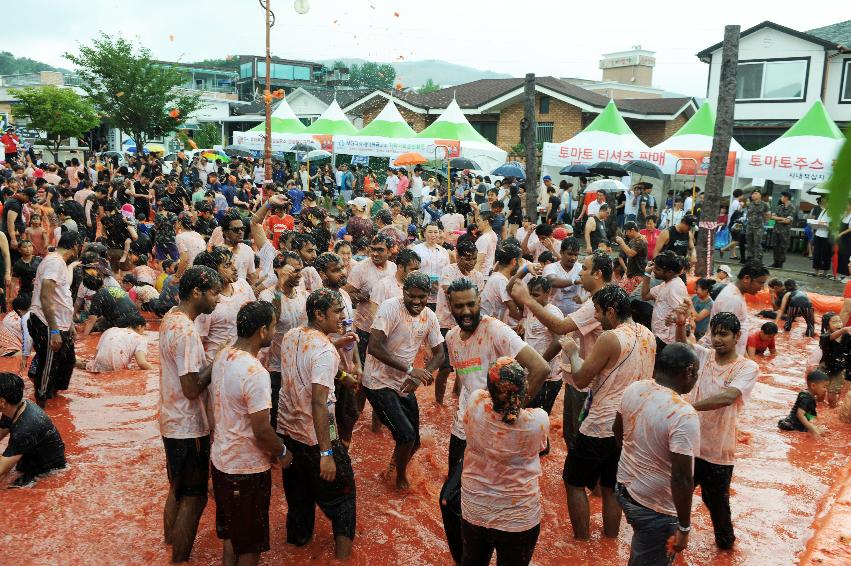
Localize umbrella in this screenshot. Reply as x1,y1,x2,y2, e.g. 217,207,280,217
491,162,526,179
559,164,592,177
289,142,319,153
587,179,629,192
124,146,148,155
393,152,428,167
145,143,166,155
624,159,663,179
201,151,230,163
807,185,830,195
448,157,480,170
224,144,255,158
589,161,628,177
299,149,332,163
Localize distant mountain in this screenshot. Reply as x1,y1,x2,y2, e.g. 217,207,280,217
0,52,69,76
321,58,512,88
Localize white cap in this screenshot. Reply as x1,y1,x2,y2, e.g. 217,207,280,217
347,196,371,210
717,264,732,277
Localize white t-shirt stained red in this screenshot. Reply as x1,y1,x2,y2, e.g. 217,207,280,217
524,303,563,381
195,278,256,363
86,327,149,373
30,252,74,331
436,264,485,329
475,230,498,276
348,259,397,332
158,308,208,439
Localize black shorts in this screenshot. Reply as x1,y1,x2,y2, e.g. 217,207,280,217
563,432,620,490
162,436,210,499
212,466,271,555
440,327,453,371
527,380,563,415
364,387,420,446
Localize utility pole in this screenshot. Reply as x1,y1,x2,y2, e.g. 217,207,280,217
262,0,273,184
522,73,538,219
697,25,739,276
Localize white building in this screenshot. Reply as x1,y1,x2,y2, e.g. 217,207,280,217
697,20,851,149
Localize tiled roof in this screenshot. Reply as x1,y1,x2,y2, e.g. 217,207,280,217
806,20,851,48
615,97,695,116
696,21,838,60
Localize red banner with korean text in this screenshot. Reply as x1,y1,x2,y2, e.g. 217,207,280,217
666,150,736,177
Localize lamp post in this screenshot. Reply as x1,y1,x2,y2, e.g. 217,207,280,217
260,0,310,185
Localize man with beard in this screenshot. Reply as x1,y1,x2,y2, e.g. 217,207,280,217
364,272,444,490
27,231,79,407
292,233,322,292
560,285,656,541
440,278,550,561
158,266,222,563
315,252,362,446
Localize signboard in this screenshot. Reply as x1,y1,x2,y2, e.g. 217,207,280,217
350,155,370,166
665,150,737,177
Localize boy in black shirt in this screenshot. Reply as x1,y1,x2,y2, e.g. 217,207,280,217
11,239,40,295
0,372,66,486
778,370,829,436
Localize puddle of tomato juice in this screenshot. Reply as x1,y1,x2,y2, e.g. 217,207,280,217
0,309,848,566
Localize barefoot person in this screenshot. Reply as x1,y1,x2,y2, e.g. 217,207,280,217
675,311,759,550
560,285,656,541
277,289,356,560
614,343,700,565
364,272,445,490
461,358,548,566
210,301,293,566
158,266,222,563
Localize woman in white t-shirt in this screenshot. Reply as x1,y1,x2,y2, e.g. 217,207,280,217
461,357,548,565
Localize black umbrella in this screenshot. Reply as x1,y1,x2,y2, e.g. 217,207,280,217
223,144,255,158
448,157,481,171
589,161,628,177
559,164,591,177
289,142,319,153
624,159,664,179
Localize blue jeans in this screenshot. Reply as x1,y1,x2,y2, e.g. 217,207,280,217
616,484,678,566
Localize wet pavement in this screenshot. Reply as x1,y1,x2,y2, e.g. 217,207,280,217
1,312,849,566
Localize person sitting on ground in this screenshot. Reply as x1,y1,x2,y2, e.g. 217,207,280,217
0,294,32,366
121,274,160,311
0,372,66,487
778,279,815,337
746,322,778,358
78,314,153,373
778,370,829,436
155,258,176,292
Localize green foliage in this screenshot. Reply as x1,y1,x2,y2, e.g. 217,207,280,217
10,85,99,158
348,62,396,90
192,122,223,149
63,34,203,152
331,60,348,70
417,78,441,94
188,58,238,69
827,127,851,231
0,51,63,75
510,143,525,155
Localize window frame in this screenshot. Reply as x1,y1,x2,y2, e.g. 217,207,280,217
539,95,550,114
536,121,555,143
840,57,851,104
734,56,810,104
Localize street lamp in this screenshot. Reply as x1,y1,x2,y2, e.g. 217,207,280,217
260,0,310,185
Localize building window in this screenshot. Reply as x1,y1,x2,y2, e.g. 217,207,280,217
842,59,851,103
471,122,498,144
293,66,311,81
736,59,807,101
239,62,253,79
539,96,550,114
537,122,554,143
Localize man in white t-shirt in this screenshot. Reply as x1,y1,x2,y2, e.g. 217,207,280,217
560,285,656,541
411,168,424,213
615,343,700,564
586,190,606,218
221,212,258,285
675,311,758,550
28,231,79,407
364,273,444,490
277,289,356,560
158,266,222,563
210,301,293,565
175,213,207,277
641,250,689,355
543,236,582,316
412,223,451,308
700,261,770,356
480,242,523,324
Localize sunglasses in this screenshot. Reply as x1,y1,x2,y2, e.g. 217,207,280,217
227,226,243,232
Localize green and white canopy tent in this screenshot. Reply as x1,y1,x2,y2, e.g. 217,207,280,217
357,99,417,138
738,100,844,184
304,99,359,136
416,99,507,171
541,100,651,180
651,103,746,177
232,98,312,150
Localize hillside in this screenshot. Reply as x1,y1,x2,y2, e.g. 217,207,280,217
321,58,511,87
0,51,68,75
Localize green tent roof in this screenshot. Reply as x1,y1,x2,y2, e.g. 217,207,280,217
415,99,490,143
780,100,844,139
671,103,715,137
304,100,359,135
359,99,417,138
582,100,635,136
248,99,307,133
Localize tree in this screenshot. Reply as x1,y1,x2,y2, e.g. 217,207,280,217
418,79,441,94
64,34,202,153
189,122,222,149
348,62,395,90
0,51,63,75
10,85,100,162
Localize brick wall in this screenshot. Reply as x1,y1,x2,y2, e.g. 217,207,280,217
629,113,688,147
496,97,583,151
359,101,429,132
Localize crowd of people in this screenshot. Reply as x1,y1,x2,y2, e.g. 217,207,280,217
0,139,849,566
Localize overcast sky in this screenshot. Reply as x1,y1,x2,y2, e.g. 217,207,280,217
10,0,843,96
